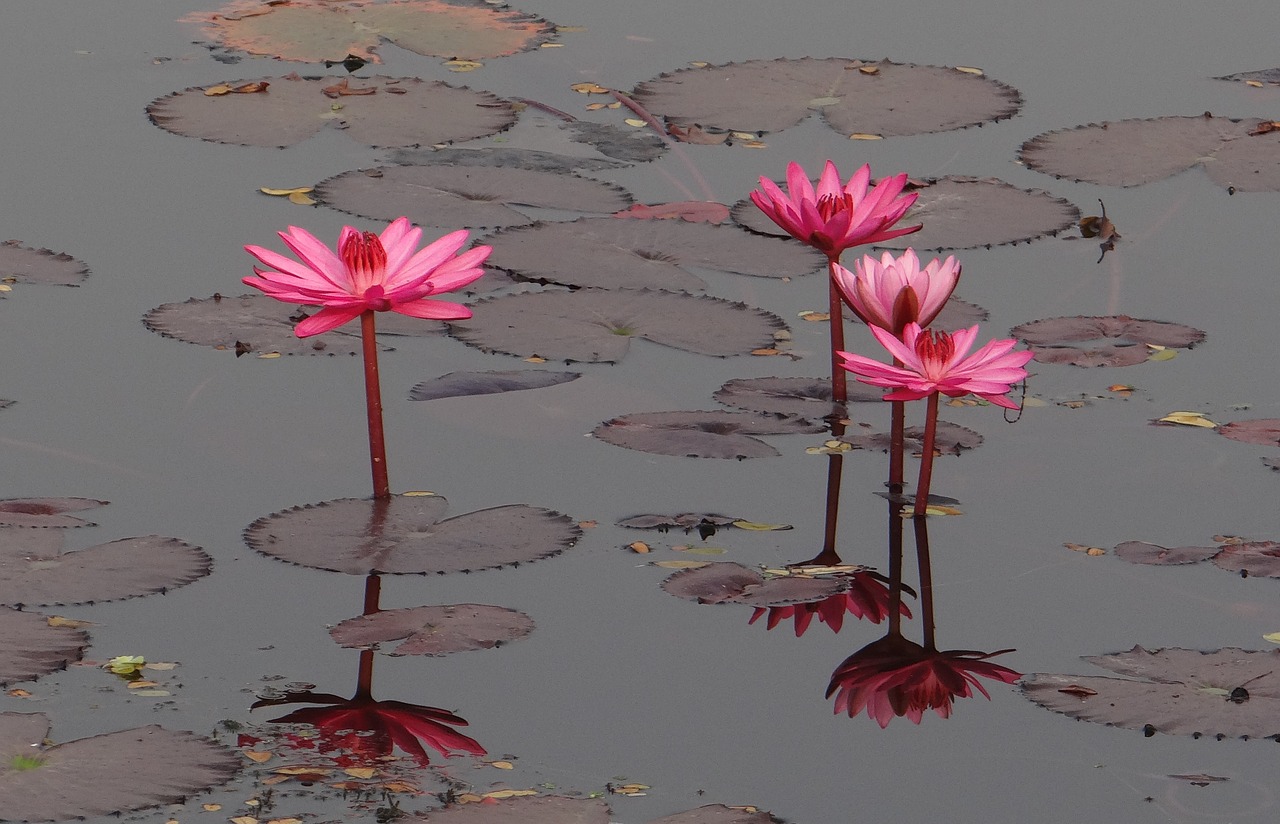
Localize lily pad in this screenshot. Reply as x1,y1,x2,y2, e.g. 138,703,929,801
1022,646,1280,739
1218,419,1280,448
714,377,883,418
617,513,740,532
649,807,782,824
1114,541,1221,565
409,369,580,401
481,218,825,291
147,75,516,149
661,561,846,607
244,494,580,575
839,421,983,456
0,530,212,607
0,608,88,687
567,120,669,162
1019,115,1280,191
405,795,612,823
631,58,1021,138
449,289,789,363
0,713,240,821
1211,542,1280,577
329,603,535,655
385,146,631,173
187,0,557,63
1010,315,1205,367
0,240,89,286
314,165,633,230
1216,68,1280,85
0,498,106,528
734,177,1078,251
594,411,824,459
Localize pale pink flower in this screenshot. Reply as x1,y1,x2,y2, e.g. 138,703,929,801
833,249,960,335
838,322,1032,409
244,217,491,338
750,160,921,258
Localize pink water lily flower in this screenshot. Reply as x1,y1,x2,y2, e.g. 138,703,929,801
244,217,491,338
834,249,960,335
750,160,921,258
839,322,1033,409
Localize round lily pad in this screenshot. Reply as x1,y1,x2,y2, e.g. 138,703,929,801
1211,542,1280,577
0,240,89,286
661,561,846,607
147,75,516,149
631,58,1021,138
593,410,824,459
1218,419,1280,448
1114,541,1222,565
0,713,240,821
329,603,535,655
314,165,633,230
0,608,88,687
839,421,983,455
449,289,789,363
1019,115,1280,191
409,369,580,401
0,498,106,528
714,377,884,418
1010,315,1205,367
244,494,580,575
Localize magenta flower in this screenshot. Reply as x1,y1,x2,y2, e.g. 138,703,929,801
750,161,921,258
244,216,491,338
833,249,960,335
838,322,1032,410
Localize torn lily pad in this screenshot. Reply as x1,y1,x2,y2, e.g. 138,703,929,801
1114,541,1221,565
329,603,535,655
0,608,88,687
1211,542,1280,577
409,369,580,401
594,411,823,459
0,240,89,287
1010,315,1205,367
661,562,846,607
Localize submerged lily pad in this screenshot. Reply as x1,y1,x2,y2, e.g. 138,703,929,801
661,562,846,607
1022,646,1280,739
840,421,983,455
1218,419,1280,448
1010,315,1205,367
315,166,632,230
147,75,516,149
0,240,89,287
0,530,212,607
482,218,824,291
386,146,631,173
0,713,240,820
632,58,1021,138
0,498,106,528
714,377,883,418
0,608,88,687
449,289,789,363
1019,115,1280,191
1211,542,1280,577
1114,541,1221,565
187,0,557,63
244,494,580,575
405,795,612,823
593,411,823,459
329,603,535,655
409,370,580,401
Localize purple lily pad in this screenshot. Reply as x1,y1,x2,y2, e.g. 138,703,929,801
0,498,106,528
1114,541,1222,565
449,289,788,363
1218,419,1280,448
632,58,1020,138
314,165,633,231
404,795,612,823
1211,542,1280,577
840,421,984,456
0,713,240,820
0,530,212,607
386,146,632,173
409,369,580,401
649,806,782,824
1019,115,1280,191
1022,646,1280,739
714,377,884,418
593,410,824,459
482,218,825,291
329,603,535,655
662,562,846,607
1010,315,1205,367
0,240,89,287
0,608,88,687
244,494,580,575
147,75,516,149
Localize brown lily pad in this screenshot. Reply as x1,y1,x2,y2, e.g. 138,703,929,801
1217,68,1280,85
617,513,740,533
1019,115,1280,191
314,165,633,230
594,411,823,459
329,603,535,655
0,498,106,528
1022,646,1280,739
649,806,783,824
1218,419,1280,448
0,240,89,287
840,421,984,456
186,0,557,63
661,562,846,607
1114,541,1222,565
244,494,580,575
632,58,1020,138
0,608,88,687
147,75,516,149
0,713,240,820
449,289,788,363
1211,542,1280,577
1010,315,1205,367
714,377,884,418
409,369,580,401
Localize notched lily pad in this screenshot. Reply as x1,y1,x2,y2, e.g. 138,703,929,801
1022,646,1280,739
449,288,789,363
714,377,883,418
244,494,580,575
632,58,1020,138
661,561,846,607
1010,315,1205,367
329,603,534,655
0,608,88,687
0,240,89,287
0,498,106,528
409,369,580,401
1211,542,1280,577
147,75,516,148
188,0,557,63
840,421,983,455
1019,115,1280,191
0,713,240,821
314,165,633,230
1218,419,1280,448
594,410,823,459
1114,541,1221,565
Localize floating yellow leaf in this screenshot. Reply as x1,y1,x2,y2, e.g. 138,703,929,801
344,767,378,779
0,284,11,292
484,789,538,799
627,541,650,554
729,131,757,140
1264,632,1280,644
274,765,330,775
104,655,145,675
230,817,258,824
259,186,315,197
1107,384,1134,392
490,760,515,769
203,803,222,811
47,616,92,628
267,819,303,824
848,133,882,140
679,547,727,555
623,118,647,127
524,355,547,363
741,140,767,148
857,65,879,75
1064,542,1107,556
798,310,830,322
750,347,781,356
690,61,709,68
653,560,709,569
731,520,793,531
807,96,841,107
257,352,282,359
6,689,30,698
578,520,597,528
288,191,317,205
1157,411,1217,428
900,505,963,517
1147,348,1178,362
457,793,486,803
382,780,420,793
244,750,272,763
261,774,291,785
539,42,563,48
1245,80,1264,87
402,490,437,497
443,60,483,71
955,66,984,75
126,680,160,689
570,82,611,94
556,25,587,32
585,102,621,111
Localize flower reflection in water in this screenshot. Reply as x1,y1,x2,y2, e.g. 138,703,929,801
748,568,909,635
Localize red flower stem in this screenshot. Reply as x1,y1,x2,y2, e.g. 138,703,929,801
912,515,937,651
360,310,391,500
827,258,848,404
818,418,846,558
912,392,940,518
889,398,905,493
886,495,905,637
